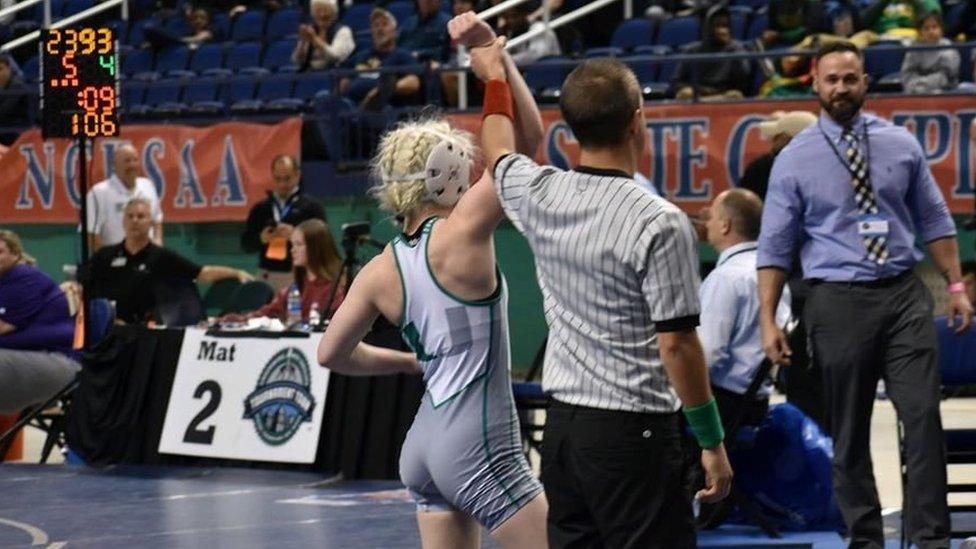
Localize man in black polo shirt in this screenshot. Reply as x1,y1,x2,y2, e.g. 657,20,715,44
240,154,326,290
87,198,251,324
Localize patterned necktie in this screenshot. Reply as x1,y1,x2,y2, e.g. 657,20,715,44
841,128,889,266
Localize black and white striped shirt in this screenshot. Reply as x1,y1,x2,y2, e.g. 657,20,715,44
494,154,701,413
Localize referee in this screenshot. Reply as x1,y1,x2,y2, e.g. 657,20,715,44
469,43,732,548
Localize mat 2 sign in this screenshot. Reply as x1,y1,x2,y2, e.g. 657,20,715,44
159,329,329,463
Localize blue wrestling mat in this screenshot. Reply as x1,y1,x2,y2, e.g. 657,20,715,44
0,464,969,548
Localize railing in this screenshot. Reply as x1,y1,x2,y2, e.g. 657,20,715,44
0,0,128,53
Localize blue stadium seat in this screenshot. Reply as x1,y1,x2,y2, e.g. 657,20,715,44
266,7,300,40
232,10,266,42
610,19,654,51
627,46,671,98
341,3,373,32
62,0,93,17
143,78,183,106
211,12,231,40
255,74,295,101
123,81,147,107
226,42,263,72
263,40,296,71
623,54,658,84
524,55,570,103
123,81,149,116
655,16,700,48
864,40,905,82
729,8,749,40
584,46,623,58
163,14,192,36
155,45,191,75
182,79,220,104
294,71,335,100
225,77,257,105
127,20,150,46
184,78,225,115
387,0,414,24
21,56,40,83
123,48,155,77
745,10,767,42
189,43,224,74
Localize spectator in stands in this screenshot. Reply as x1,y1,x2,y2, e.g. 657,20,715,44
0,230,80,413
85,198,252,324
672,4,752,100
86,144,163,251
224,219,345,324
740,111,817,199
241,154,327,291
860,0,940,39
183,6,216,47
292,0,355,71
399,0,452,62
144,5,220,49
901,11,959,94
499,4,561,65
0,54,29,146
764,0,830,47
340,8,421,110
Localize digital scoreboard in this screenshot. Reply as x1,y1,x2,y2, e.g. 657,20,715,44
40,27,120,139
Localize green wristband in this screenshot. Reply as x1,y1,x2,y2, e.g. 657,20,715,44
683,397,725,449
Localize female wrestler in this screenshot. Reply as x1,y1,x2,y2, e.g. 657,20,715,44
316,14,548,549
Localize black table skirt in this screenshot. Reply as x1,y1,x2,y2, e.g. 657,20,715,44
66,320,424,480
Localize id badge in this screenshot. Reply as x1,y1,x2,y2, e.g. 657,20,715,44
857,215,889,237
110,256,127,267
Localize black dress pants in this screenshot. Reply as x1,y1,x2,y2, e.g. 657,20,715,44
541,400,695,549
805,272,949,548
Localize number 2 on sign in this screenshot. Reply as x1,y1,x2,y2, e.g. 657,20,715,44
183,380,222,444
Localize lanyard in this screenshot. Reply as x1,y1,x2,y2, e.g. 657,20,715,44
272,194,298,223
818,118,873,187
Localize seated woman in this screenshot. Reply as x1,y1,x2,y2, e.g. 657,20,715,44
0,230,80,413
292,0,355,71
225,219,346,323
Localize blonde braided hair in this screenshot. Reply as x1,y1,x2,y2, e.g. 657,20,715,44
370,118,475,216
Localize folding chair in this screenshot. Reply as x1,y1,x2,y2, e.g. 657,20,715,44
0,298,114,462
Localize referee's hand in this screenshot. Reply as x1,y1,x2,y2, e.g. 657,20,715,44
697,443,733,503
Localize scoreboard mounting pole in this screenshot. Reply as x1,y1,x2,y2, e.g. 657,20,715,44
40,26,120,349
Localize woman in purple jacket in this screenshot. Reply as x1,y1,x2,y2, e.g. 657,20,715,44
0,230,80,412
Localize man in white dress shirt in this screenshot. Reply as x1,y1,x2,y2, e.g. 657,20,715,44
700,188,791,427
86,144,163,251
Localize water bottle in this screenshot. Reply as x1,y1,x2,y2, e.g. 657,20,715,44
308,302,321,328
286,283,302,327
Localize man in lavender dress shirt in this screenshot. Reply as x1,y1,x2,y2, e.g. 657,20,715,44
757,41,972,548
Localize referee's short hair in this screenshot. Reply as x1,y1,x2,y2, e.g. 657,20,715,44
720,188,763,241
559,59,641,148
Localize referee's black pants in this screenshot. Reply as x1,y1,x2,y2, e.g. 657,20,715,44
806,272,949,548
541,401,695,549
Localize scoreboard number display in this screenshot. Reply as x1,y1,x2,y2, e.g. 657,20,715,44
40,27,120,139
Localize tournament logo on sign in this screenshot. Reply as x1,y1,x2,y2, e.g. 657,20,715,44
243,347,317,446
